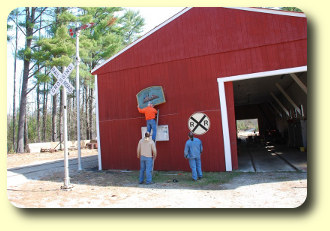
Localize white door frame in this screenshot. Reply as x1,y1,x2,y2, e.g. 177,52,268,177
217,66,307,171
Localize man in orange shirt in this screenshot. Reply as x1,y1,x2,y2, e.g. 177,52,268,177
138,102,158,142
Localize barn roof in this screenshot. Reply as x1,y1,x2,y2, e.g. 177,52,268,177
91,7,306,75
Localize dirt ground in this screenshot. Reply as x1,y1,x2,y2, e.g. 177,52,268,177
7,150,307,208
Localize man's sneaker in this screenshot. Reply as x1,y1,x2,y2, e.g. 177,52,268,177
146,182,155,185
198,177,202,180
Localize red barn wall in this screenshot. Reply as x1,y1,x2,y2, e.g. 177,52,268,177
94,8,307,171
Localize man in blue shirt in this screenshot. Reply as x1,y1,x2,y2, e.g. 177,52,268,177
184,132,203,181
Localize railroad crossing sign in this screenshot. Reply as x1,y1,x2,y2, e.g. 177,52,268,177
188,112,210,135
50,63,75,95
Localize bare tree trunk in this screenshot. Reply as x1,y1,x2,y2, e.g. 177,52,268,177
89,87,93,139
17,7,36,153
36,83,41,142
12,9,18,152
81,85,84,140
42,81,47,142
24,112,28,152
36,13,42,143
85,85,89,140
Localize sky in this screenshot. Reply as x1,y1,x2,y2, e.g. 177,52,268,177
6,7,186,114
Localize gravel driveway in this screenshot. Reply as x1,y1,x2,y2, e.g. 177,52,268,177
7,150,307,208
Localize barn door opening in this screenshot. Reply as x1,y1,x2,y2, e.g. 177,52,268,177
218,66,307,172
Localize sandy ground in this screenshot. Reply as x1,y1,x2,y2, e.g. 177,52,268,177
7,150,307,208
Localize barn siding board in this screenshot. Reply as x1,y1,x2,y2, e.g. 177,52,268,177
94,8,306,171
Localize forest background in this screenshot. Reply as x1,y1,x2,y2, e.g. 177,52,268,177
6,7,148,153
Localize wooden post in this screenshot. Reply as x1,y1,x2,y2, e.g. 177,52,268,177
152,110,159,174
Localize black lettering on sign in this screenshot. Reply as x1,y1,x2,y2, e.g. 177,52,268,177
188,112,210,135
191,115,207,132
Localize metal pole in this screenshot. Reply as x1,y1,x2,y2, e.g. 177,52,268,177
76,29,82,170
62,87,71,189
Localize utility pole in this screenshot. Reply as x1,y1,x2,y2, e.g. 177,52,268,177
69,22,94,171
76,29,82,171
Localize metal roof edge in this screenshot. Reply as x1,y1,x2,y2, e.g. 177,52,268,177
226,7,306,18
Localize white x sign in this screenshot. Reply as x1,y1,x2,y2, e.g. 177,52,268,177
50,63,75,96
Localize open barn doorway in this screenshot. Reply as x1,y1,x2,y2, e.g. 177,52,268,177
218,67,307,172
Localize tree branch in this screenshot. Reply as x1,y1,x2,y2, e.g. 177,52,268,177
29,63,38,72
32,7,48,23
28,64,45,79
8,16,26,36
33,23,53,34
26,82,39,95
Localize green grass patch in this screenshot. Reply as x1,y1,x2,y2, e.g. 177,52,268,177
152,171,242,187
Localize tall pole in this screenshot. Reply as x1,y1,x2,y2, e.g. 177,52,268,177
76,29,82,170
62,87,71,189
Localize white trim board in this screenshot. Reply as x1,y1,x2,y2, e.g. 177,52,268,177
226,7,306,18
91,8,305,74
217,66,307,171
95,75,102,170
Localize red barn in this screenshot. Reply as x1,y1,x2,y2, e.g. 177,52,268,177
91,7,307,172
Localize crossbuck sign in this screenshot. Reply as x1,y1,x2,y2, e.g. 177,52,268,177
188,112,211,135
50,63,75,95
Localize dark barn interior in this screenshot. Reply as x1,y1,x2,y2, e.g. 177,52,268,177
232,71,307,172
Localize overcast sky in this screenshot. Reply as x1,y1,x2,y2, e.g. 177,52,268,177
127,7,186,32
6,7,186,113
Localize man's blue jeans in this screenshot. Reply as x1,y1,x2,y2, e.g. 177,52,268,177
139,156,153,184
188,157,202,180
147,119,157,141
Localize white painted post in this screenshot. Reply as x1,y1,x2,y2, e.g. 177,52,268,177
76,29,82,171
62,87,71,189
95,75,102,170
217,80,232,171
